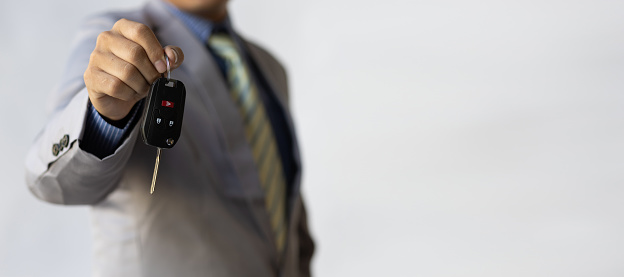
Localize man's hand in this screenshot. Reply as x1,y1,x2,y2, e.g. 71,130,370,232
84,18,185,121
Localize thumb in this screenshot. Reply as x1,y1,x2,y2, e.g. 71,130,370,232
164,46,184,70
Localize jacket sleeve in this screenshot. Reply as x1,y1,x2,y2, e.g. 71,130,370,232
297,197,315,277
24,14,139,205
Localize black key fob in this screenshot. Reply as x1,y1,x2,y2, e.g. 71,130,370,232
141,77,186,148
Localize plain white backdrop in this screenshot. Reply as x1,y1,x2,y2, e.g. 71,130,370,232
2,0,624,276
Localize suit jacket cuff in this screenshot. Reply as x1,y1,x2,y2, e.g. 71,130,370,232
25,87,143,204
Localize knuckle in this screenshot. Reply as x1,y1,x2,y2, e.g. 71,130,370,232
96,31,111,46
108,78,134,102
109,78,124,94
121,63,138,83
127,44,145,63
83,74,91,90
113,18,127,29
136,23,150,36
88,51,97,62
89,49,103,64
84,68,99,86
83,68,92,81
129,23,150,39
84,70,104,97
95,33,104,46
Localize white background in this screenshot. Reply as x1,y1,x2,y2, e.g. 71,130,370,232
2,0,624,276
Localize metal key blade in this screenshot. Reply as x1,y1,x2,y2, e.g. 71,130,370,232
150,147,162,194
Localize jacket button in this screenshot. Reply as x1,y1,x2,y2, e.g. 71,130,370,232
52,143,60,156
60,134,70,148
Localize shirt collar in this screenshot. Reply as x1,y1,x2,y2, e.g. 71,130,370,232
161,0,234,44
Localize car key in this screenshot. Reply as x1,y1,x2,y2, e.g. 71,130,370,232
140,55,186,194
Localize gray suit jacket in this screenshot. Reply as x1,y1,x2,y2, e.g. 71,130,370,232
24,1,314,276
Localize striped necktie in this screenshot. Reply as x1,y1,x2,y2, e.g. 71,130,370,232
208,33,288,253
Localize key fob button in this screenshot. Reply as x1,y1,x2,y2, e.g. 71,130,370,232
167,120,175,129
154,109,165,129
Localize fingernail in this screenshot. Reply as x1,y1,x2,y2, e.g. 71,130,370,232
154,57,166,73
171,49,179,64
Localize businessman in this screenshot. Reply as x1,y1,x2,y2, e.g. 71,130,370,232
24,0,314,276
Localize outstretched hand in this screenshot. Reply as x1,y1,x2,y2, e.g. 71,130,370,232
84,18,185,121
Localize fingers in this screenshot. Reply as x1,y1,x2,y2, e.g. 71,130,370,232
85,67,138,102
85,18,185,120
84,66,140,120
103,33,161,84
113,18,167,73
164,46,184,70
92,52,151,96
